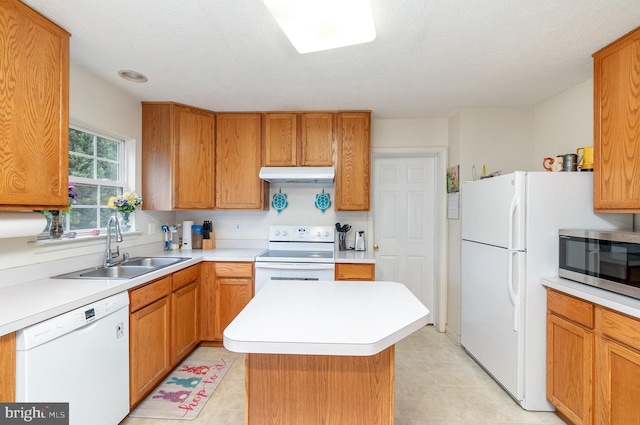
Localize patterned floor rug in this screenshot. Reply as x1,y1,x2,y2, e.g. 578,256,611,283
128,354,233,420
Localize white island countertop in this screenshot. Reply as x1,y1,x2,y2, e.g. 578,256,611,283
223,280,429,356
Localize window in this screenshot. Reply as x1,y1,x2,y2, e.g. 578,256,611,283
66,126,126,233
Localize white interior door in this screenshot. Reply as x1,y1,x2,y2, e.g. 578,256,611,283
374,156,436,323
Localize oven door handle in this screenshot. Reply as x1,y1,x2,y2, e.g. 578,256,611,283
255,263,335,270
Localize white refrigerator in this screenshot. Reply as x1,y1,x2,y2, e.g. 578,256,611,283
461,171,631,411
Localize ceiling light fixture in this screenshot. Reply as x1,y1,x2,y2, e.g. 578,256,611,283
118,70,148,83
263,0,376,54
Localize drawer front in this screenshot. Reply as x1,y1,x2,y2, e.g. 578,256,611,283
335,263,375,280
130,276,172,312
172,264,200,291
214,262,253,278
600,307,640,349
547,288,595,329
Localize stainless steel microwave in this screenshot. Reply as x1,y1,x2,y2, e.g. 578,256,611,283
559,229,640,300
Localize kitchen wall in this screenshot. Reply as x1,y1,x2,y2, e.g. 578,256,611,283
534,79,594,166
0,63,169,273
176,185,368,246
176,118,450,248
2,61,631,339
443,78,627,342
446,108,535,341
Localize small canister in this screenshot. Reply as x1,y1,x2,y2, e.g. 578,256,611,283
561,153,578,172
191,225,203,249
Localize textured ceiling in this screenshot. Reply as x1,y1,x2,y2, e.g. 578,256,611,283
22,0,640,118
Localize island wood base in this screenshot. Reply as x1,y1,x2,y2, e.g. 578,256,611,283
245,345,395,425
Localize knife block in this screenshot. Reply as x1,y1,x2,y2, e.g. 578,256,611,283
202,231,215,250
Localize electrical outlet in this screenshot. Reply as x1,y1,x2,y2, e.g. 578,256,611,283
235,222,241,232
148,223,158,235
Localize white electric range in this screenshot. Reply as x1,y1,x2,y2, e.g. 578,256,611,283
254,225,335,293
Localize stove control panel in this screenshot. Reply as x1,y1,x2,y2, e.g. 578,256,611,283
268,225,334,242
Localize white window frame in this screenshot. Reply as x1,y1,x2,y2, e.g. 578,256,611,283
68,125,127,234
40,125,129,239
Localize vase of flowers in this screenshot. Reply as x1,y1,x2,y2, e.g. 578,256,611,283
48,211,64,239
45,182,79,239
108,192,143,232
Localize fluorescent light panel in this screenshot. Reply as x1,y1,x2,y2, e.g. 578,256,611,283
263,0,376,54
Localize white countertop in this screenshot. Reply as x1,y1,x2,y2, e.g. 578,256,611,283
542,277,640,319
334,249,376,263
223,280,429,356
0,248,265,336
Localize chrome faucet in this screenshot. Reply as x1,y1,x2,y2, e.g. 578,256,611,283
104,215,123,267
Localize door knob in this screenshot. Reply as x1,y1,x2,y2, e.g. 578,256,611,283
373,244,379,251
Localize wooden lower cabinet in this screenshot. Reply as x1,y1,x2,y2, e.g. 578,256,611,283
129,276,172,407
596,337,640,424
171,264,200,365
129,265,201,407
595,307,640,425
201,262,254,341
214,263,253,340
246,346,394,425
547,288,640,425
0,332,16,402
335,263,375,281
547,312,594,425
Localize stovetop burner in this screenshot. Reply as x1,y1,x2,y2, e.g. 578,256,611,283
256,225,335,263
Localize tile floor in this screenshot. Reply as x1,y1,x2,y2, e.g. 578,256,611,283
121,326,566,425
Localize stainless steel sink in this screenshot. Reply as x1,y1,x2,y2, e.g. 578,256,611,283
52,257,190,280
120,257,189,268
79,266,156,279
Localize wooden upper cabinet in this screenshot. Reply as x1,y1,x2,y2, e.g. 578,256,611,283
263,112,334,167
300,113,334,166
0,0,70,210
142,102,215,210
593,26,640,212
335,112,371,211
216,113,267,209
263,113,297,166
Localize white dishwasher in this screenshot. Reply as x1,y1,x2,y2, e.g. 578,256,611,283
16,292,130,425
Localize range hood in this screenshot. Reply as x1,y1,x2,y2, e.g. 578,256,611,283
259,167,335,183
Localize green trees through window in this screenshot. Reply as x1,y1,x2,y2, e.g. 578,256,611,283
67,127,125,232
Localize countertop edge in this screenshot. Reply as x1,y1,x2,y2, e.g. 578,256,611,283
334,250,376,264
542,277,640,319
223,316,428,356
222,280,428,356
0,248,266,336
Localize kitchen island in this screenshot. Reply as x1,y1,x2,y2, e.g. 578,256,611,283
223,280,429,425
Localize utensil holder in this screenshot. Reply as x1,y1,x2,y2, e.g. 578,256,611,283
338,231,347,250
